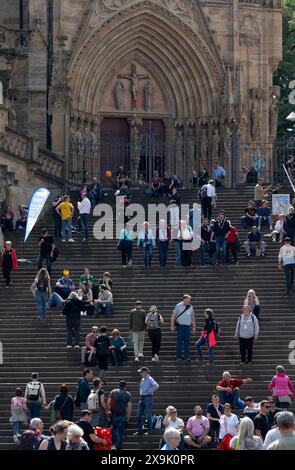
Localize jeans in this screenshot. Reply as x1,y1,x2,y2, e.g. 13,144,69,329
258,216,272,228
226,242,238,263
111,415,127,449
148,328,161,356
239,337,254,362
174,240,182,266
143,244,153,267
240,216,257,228
94,302,113,318
2,266,12,286
54,211,62,237
132,330,145,358
218,388,245,409
137,395,153,433
244,241,265,255
12,421,23,436
36,291,48,319
195,336,215,364
80,213,89,239
61,218,72,240
121,240,133,266
110,349,126,366
284,264,295,291
27,402,42,419
48,292,64,307
199,243,215,266
176,324,191,360
215,236,227,264
67,320,80,346
158,241,168,266
37,254,52,275
201,197,212,220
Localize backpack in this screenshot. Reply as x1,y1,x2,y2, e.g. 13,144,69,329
146,313,160,330
111,389,130,415
27,382,41,401
18,430,39,450
87,390,101,411
201,185,208,199
152,415,163,430
96,338,109,356
214,320,221,337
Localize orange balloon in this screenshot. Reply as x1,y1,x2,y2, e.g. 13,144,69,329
105,170,112,177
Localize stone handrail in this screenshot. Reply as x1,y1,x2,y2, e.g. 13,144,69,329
0,127,64,181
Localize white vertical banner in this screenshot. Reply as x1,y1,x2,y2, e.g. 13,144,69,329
24,188,50,242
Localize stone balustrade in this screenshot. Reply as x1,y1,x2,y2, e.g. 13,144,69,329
0,128,64,182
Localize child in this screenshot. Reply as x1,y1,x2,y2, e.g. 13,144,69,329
10,388,28,443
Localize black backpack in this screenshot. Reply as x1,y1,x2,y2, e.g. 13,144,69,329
201,185,208,199
96,337,109,356
18,430,39,450
111,389,130,415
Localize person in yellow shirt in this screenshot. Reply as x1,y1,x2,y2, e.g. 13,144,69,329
56,196,74,242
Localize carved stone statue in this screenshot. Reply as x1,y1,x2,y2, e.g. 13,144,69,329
200,128,208,162
114,80,124,109
70,120,77,150
8,99,16,128
211,129,220,161
250,101,260,141
223,127,231,163
269,96,278,138
131,126,143,181
144,81,153,111
175,130,184,173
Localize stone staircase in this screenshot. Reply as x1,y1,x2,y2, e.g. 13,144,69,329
0,185,294,450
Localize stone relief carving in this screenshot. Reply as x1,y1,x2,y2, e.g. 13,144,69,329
200,128,208,162
114,80,124,109
250,100,260,141
211,129,220,161
223,127,231,163
239,14,260,47
144,80,153,111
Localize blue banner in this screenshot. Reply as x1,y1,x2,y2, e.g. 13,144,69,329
24,187,50,242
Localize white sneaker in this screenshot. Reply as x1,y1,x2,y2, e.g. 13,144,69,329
68,239,75,242
154,354,159,361
134,357,139,362
139,353,144,357
152,357,156,362
13,435,19,444
111,445,117,450
74,345,80,348
62,239,66,242
66,345,72,349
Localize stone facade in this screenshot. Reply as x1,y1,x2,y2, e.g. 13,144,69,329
0,0,283,187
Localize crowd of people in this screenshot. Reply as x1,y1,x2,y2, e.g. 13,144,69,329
2,160,295,452
10,365,294,451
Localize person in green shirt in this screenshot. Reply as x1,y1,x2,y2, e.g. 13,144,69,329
79,268,95,289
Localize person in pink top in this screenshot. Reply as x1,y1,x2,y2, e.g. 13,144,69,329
10,388,28,443
184,405,212,448
268,365,294,410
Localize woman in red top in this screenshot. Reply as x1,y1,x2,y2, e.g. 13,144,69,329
1,241,18,287
226,224,239,265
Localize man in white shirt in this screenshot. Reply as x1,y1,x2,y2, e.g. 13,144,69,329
278,237,295,294
78,193,91,241
201,180,216,220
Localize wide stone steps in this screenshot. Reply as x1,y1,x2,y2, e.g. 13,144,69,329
0,186,294,450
